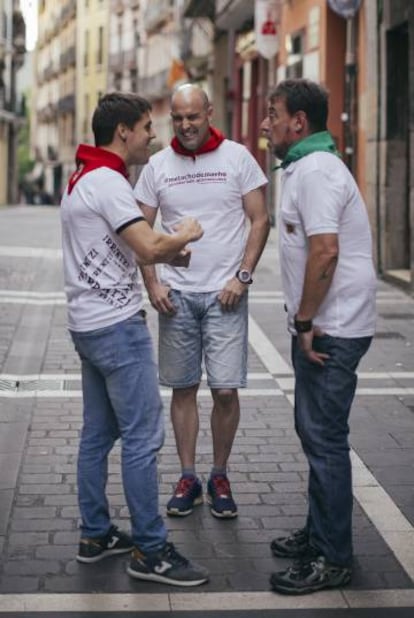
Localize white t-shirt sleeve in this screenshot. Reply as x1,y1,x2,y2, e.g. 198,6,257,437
95,172,145,232
297,168,344,236
133,162,158,209
238,147,268,196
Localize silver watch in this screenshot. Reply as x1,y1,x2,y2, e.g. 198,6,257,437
236,269,253,284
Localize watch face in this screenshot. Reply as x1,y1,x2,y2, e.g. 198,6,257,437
238,270,251,283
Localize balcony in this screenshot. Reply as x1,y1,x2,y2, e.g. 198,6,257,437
138,68,169,101
44,62,58,81
215,0,254,31
114,0,124,15
143,0,172,34
58,94,75,114
123,48,137,70
60,0,76,27
183,0,214,20
38,102,58,122
60,45,76,71
109,50,125,71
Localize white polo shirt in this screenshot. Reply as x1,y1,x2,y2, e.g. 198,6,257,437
279,151,376,337
134,140,268,292
61,167,145,332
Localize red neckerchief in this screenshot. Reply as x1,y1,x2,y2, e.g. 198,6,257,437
170,126,225,159
67,144,129,194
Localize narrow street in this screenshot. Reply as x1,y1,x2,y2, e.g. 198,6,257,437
0,205,413,616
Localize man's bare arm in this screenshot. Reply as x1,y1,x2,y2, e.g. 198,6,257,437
119,214,202,266
135,202,177,314
295,232,338,365
218,187,270,309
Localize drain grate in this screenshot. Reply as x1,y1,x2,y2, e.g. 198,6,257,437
18,380,63,391
0,379,16,391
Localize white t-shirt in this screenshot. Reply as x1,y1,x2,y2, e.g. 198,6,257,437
61,167,145,332
134,139,268,292
279,151,376,337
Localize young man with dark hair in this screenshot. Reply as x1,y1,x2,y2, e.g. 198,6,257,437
261,79,376,595
60,92,208,587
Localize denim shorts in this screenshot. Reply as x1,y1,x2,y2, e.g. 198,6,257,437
158,289,248,389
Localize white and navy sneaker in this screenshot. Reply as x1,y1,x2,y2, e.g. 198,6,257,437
76,525,133,563
127,542,209,587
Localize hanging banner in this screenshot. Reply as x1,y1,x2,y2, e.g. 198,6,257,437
255,0,280,60
327,0,362,19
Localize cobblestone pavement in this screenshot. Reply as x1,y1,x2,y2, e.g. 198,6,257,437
0,205,414,615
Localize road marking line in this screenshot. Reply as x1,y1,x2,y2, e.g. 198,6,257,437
352,450,414,580
0,247,62,258
0,388,283,399
248,316,292,374
0,589,414,612
282,387,414,583
2,371,414,382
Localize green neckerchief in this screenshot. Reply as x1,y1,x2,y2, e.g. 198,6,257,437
273,130,340,171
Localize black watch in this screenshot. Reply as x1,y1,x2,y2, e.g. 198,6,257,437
236,269,253,284
294,314,313,333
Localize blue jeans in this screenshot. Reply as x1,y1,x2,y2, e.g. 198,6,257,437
292,334,372,567
159,290,248,388
70,311,167,553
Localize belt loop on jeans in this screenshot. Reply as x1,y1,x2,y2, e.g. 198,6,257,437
138,309,147,319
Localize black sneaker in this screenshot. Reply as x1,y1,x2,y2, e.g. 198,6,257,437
166,476,203,517
270,527,309,558
270,555,352,595
76,525,133,564
127,542,209,587
207,475,238,518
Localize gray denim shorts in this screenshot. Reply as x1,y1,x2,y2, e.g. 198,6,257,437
158,289,248,389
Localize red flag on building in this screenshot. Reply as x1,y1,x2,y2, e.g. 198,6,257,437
167,58,188,89
255,0,280,60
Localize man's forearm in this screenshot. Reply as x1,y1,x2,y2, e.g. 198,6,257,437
297,253,338,320
140,263,159,289
239,217,271,272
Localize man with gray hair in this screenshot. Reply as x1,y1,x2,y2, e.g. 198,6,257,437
261,78,376,595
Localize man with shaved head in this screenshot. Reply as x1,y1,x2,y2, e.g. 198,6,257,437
134,84,270,520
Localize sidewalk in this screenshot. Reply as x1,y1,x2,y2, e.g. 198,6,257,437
0,206,413,614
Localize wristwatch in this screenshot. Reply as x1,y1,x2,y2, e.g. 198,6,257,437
236,269,253,284
294,314,313,333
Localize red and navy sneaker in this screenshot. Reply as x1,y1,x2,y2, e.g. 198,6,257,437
207,475,238,519
166,476,203,517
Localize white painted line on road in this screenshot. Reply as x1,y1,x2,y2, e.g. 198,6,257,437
248,316,292,375
0,374,80,381
276,394,414,584
1,588,414,612
357,387,414,395
0,372,275,382
0,247,62,258
0,297,67,305
3,371,414,381
352,450,414,581
0,388,283,399
0,290,66,298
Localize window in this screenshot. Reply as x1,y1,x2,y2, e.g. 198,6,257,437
285,31,304,78
97,26,104,65
84,30,89,68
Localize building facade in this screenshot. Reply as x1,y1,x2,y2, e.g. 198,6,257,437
76,0,110,146
0,0,26,205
